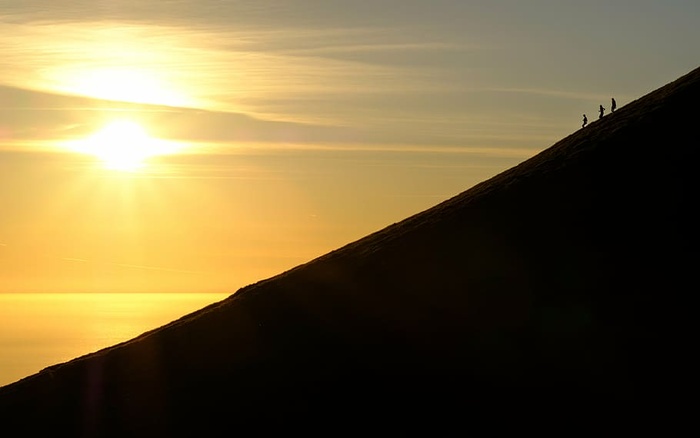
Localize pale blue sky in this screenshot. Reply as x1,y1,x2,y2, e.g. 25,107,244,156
1,1,698,293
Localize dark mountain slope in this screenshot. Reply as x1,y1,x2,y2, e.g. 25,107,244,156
1,66,698,436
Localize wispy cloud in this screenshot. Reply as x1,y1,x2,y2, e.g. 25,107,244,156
0,22,436,101
115,263,203,275
0,3,597,153
61,257,88,262
61,256,203,274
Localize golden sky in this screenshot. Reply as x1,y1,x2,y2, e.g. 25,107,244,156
1,1,699,293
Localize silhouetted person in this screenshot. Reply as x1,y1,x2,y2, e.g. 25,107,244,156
582,114,588,128
599,105,605,119
611,97,617,113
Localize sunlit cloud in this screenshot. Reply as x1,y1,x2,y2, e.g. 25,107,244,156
0,21,202,108
0,2,637,157
0,18,477,123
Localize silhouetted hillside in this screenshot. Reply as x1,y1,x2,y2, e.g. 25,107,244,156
1,66,698,436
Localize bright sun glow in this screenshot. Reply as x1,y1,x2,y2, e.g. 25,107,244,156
72,120,184,172
90,121,153,171
62,68,191,108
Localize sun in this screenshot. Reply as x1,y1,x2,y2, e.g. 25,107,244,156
88,120,156,171
75,120,183,172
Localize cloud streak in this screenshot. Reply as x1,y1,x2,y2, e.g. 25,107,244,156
61,256,204,274
3,1,694,157
0,20,460,112
1,83,560,153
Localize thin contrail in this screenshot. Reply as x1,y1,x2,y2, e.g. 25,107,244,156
62,257,203,274
115,263,203,275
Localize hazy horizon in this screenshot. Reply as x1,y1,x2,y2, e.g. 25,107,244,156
0,292,230,386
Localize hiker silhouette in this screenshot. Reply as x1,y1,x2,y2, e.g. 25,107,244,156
611,97,617,113
599,105,605,119
582,114,588,128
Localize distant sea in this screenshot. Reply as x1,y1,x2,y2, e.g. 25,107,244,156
0,293,230,387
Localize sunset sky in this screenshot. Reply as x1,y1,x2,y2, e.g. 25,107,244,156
2,1,699,294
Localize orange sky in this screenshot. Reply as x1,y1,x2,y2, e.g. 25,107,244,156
2,1,698,293
2,135,529,293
